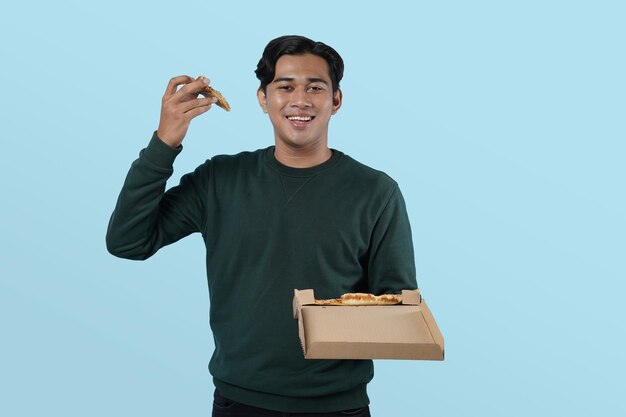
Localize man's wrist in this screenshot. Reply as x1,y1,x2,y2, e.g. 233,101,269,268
142,130,182,168
155,130,183,149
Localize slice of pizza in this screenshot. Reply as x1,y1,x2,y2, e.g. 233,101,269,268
195,77,231,112
203,85,231,112
314,293,403,306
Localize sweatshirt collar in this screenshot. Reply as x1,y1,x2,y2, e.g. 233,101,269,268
265,146,343,177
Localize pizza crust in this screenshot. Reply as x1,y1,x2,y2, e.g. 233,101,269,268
314,298,342,306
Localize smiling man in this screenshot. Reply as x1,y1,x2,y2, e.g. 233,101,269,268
106,35,417,417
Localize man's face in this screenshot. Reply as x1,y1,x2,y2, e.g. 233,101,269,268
257,53,342,150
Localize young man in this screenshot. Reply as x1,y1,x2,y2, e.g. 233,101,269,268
107,35,417,417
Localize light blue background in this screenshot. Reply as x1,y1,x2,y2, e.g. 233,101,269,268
1,1,624,416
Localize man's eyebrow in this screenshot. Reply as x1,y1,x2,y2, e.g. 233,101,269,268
272,77,329,84
307,78,328,84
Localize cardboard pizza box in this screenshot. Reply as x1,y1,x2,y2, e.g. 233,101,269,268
292,289,444,360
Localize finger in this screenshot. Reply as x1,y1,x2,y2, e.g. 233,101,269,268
164,75,194,98
175,76,211,101
184,103,212,119
181,96,218,113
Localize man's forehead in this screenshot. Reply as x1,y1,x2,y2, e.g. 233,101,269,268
272,54,331,83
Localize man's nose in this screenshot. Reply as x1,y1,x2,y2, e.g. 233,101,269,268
290,88,311,107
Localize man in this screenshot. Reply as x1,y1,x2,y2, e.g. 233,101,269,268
107,35,417,416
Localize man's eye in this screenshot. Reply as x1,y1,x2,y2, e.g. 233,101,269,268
278,85,292,91
308,86,323,91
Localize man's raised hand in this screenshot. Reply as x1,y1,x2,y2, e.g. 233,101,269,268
156,75,218,148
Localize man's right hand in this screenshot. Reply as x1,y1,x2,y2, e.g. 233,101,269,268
156,75,218,148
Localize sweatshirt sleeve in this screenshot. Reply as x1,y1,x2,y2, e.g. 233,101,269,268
367,184,418,294
105,131,210,260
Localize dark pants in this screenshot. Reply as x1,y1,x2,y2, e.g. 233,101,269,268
212,389,371,417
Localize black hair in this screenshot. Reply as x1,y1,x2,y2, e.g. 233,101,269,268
255,35,344,94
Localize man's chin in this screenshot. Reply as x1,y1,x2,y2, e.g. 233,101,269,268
276,136,326,150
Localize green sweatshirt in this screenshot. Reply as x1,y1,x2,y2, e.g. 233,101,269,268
106,132,417,413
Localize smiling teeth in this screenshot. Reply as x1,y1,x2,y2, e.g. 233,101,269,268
287,116,312,121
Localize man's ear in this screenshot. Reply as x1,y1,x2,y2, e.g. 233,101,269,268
331,88,343,115
257,88,268,113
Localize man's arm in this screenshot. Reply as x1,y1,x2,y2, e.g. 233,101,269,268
105,132,210,260
106,75,218,260
367,184,418,294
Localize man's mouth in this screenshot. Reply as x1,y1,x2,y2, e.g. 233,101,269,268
286,116,315,121
286,115,315,130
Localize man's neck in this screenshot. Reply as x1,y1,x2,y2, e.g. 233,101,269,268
274,141,332,168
